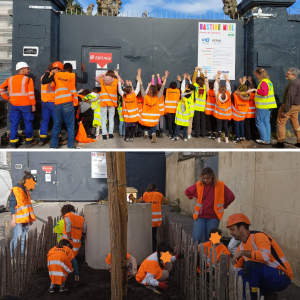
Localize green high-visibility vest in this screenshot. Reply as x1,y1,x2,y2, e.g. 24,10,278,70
254,79,277,109
193,83,206,112
175,98,193,126
117,101,124,122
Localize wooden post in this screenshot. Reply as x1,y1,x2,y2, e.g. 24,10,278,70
228,259,234,300
2,247,6,297
32,227,37,272
219,254,227,300
245,282,251,300
189,236,194,300
16,237,21,294
180,228,184,289
11,239,15,294
193,240,197,300
106,152,122,300
237,275,243,300
22,234,27,290
208,247,213,300
213,248,218,299
199,243,204,300
116,152,128,296
234,270,238,300
0,247,2,297
5,221,12,294
204,246,207,300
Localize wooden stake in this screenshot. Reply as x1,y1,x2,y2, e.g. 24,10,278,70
106,152,122,300
234,270,238,300
228,259,234,300
245,282,251,300
193,240,197,300
5,221,12,294
219,254,227,300
199,243,204,300
2,247,6,297
0,247,2,297
16,237,21,294
116,152,128,296
208,247,213,300
237,275,243,300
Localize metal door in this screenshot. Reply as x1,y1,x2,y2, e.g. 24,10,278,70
38,163,57,200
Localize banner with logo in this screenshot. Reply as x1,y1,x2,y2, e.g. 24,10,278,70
198,22,236,80
91,152,107,178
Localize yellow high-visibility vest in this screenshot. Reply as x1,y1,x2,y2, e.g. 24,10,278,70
254,79,277,109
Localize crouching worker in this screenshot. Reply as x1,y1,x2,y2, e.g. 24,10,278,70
227,213,293,300
105,252,138,275
47,239,79,293
136,242,183,290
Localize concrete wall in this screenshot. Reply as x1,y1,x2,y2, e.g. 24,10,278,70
218,152,300,285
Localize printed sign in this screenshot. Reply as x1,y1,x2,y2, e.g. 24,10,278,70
63,60,76,70
42,166,53,172
89,53,112,68
91,152,107,178
45,174,51,182
23,46,39,57
198,22,236,80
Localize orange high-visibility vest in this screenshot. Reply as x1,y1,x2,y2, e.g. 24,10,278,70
0,74,35,106
136,252,164,285
137,95,144,114
165,88,180,113
12,186,36,224
139,95,160,127
205,89,216,115
54,72,78,106
62,212,84,256
232,93,249,121
99,78,118,107
193,181,225,221
143,191,163,227
105,252,131,275
203,241,231,267
47,246,74,285
234,231,293,279
158,94,165,115
41,72,55,103
213,92,232,120
245,93,256,119
122,93,140,122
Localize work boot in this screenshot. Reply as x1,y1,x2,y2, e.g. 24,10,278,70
272,142,284,148
144,131,148,139
39,139,47,147
26,140,38,148
102,135,107,141
156,130,160,138
192,133,199,138
109,134,114,139
151,132,157,143
59,285,68,293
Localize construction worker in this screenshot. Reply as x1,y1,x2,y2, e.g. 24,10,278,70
9,171,36,256
54,218,64,243
143,182,169,252
227,213,293,300
0,62,37,148
105,252,137,275
39,61,67,147
41,62,88,148
61,204,87,256
47,239,79,293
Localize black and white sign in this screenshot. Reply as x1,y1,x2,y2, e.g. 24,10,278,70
23,46,39,57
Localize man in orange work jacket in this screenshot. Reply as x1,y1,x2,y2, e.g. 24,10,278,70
0,62,37,148
42,62,88,148
227,213,293,300
10,171,36,257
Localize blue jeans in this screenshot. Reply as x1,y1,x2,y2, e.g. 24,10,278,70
40,101,55,141
144,126,156,136
119,120,125,135
100,106,115,135
50,102,74,148
255,108,272,142
238,261,291,299
10,105,34,145
174,125,188,138
234,119,245,139
10,223,29,257
192,217,220,243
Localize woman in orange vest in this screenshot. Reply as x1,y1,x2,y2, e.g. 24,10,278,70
205,81,217,139
143,182,169,252
9,171,36,257
156,83,165,138
185,167,235,243
136,91,144,137
105,252,138,275
213,71,232,143
48,239,79,293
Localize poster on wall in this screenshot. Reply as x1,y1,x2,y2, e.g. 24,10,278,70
198,22,236,80
91,152,107,178
95,70,106,87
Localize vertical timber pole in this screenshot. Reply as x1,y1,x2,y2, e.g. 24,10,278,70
116,152,128,296
106,152,122,300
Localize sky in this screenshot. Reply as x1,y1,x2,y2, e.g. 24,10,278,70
78,0,300,16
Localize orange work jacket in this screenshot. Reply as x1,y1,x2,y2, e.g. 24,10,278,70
62,212,84,256
122,93,140,122
143,191,163,227
203,241,231,266
47,246,74,285
158,94,165,115
165,88,180,113
41,72,55,103
193,181,225,221
234,231,293,280
139,95,160,127
0,74,35,106
232,93,249,121
136,252,164,285
12,186,36,224
213,92,232,120
245,93,256,118
137,95,144,114
106,252,131,275
99,78,118,107
205,89,216,115
54,72,78,106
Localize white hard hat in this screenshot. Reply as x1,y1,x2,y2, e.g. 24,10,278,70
16,62,30,71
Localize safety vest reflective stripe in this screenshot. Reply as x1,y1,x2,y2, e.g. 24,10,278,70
47,260,73,273
194,203,201,215
255,100,277,105
152,212,161,215
123,108,139,113
152,218,162,222
56,94,72,99
140,118,158,123
49,271,68,277
255,95,275,99
9,76,29,96
101,93,118,97
165,100,178,104
62,233,80,242
100,98,118,104
16,213,30,219
123,114,140,119
254,79,277,109
141,113,160,117
141,278,147,285
41,90,55,94
55,87,69,93
194,103,205,108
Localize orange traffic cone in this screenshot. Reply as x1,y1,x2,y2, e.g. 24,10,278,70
76,121,97,143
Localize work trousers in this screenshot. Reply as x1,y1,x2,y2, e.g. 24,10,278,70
234,119,245,139
192,217,220,243
11,222,29,257
156,115,164,130
125,125,136,138
174,125,188,138
81,108,94,136
255,108,272,142
277,105,300,143
10,105,34,145
40,101,55,141
216,119,229,138
166,113,175,136
119,120,125,136
50,102,74,148
244,118,256,141
144,126,156,137
194,111,206,136
238,261,291,299
206,114,216,132
152,227,158,252
100,106,115,135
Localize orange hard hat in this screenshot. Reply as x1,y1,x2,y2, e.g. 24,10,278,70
52,61,64,70
226,213,251,228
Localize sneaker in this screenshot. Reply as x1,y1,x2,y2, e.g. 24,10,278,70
192,133,199,138
119,134,123,138
39,140,47,147
26,140,38,148
210,133,215,139
109,134,114,139
205,132,211,138
103,135,107,141
232,138,238,143
169,134,173,139
96,135,101,140
59,285,68,292
130,137,133,142
125,137,129,142
184,137,187,142
272,142,284,148
156,130,160,138
49,286,55,293
68,146,81,149
151,132,157,143
188,135,191,139
256,139,270,145
171,136,179,141
144,131,148,139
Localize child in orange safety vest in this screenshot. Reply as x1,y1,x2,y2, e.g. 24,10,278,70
47,239,79,293
204,81,217,139
143,182,169,252
105,252,138,275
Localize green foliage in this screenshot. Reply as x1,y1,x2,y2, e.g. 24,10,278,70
65,0,85,15
170,198,181,213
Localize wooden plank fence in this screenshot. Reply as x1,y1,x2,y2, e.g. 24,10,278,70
0,208,84,297
157,214,265,300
